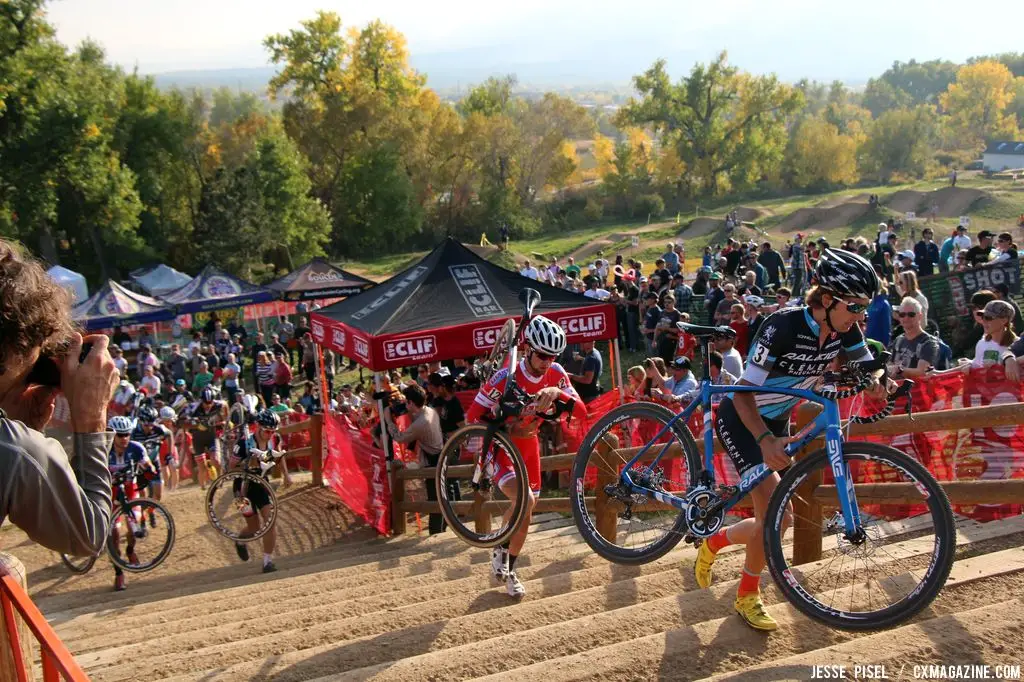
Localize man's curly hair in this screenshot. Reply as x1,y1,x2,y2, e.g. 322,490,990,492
0,240,76,377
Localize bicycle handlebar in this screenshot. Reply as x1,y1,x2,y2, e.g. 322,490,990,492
815,351,915,422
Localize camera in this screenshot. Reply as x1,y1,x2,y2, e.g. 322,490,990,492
25,342,94,388
389,398,408,417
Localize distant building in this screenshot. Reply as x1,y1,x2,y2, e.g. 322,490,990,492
982,140,1024,172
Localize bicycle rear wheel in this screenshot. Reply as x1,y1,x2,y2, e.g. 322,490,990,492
764,441,955,631
474,319,516,381
206,471,279,542
60,552,97,574
435,424,530,548
108,499,176,573
571,402,701,564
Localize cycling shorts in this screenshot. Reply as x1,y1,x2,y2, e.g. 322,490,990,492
494,435,541,495
193,438,221,460
232,475,273,511
713,397,790,477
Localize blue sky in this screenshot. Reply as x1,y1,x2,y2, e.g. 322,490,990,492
45,0,1024,84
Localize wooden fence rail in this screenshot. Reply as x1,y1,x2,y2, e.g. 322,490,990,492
388,401,1024,563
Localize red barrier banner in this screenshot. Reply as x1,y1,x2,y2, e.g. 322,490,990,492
958,366,1024,520
322,412,391,535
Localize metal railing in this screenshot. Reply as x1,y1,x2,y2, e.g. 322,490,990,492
1,557,88,682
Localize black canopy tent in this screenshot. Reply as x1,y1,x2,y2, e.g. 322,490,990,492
265,257,374,301
309,238,617,371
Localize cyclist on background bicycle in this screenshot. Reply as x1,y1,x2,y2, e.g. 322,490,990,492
465,315,586,598
229,409,285,573
185,386,226,489
696,249,884,631
107,415,155,591
132,405,174,512
157,407,181,491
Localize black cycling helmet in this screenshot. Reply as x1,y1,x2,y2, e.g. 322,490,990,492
255,409,281,430
813,248,880,300
137,404,159,424
200,386,216,403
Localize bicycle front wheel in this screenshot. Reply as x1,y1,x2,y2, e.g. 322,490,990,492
435,425,530,548
571,402,701,564
60,552,98,574
206,471,279,542
108,499,176,573
764,441,955,631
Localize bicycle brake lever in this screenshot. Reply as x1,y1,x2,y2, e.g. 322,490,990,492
894,380,914,419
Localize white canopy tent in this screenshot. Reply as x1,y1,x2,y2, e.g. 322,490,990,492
46,265,88,305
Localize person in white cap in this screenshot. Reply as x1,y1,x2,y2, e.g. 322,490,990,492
897,250,917,273
743,295,767,339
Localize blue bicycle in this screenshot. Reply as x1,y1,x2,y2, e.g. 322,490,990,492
570,323,955,631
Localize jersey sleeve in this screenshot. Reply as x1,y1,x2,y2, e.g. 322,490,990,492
465,368,508,423
840,325,872,364
741,317,786,386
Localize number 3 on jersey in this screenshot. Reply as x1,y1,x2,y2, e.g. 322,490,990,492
751,342,769,365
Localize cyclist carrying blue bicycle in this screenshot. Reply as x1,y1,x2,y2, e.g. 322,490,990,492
697,249,887,631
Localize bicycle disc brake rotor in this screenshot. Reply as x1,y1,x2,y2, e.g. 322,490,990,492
684,486,725,538
825,512,882,558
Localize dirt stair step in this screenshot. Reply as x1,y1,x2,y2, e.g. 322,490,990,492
153,525,1017,682
51,517,580,629
701,598,1024,681
463,547,1024,682
70,534,611,661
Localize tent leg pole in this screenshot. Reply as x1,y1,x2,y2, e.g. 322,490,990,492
376,372,405,537
613,338,625,404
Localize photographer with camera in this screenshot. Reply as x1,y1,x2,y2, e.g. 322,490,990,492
0,240,120,556
382,384,445,534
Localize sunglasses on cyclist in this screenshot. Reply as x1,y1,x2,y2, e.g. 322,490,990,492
532,351,557,362
897,311,917,318
838,299,869,314
114,433,131,438
983,313,1007,322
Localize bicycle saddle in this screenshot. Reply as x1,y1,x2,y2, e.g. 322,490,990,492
677,322,736,339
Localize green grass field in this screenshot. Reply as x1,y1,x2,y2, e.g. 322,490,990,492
342,175,1024,280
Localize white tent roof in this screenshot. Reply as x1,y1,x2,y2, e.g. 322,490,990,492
47,265,88,305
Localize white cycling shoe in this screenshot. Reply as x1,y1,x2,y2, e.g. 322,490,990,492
491,546,509,583
506,571,526,598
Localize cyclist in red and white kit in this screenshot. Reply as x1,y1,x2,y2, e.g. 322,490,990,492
465,315,586,597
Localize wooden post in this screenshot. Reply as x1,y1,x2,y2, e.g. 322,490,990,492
594,432,621,543
792,403,824,565
310,413,323,487
390,461,407,536
0,553,35,682
473,491,492,535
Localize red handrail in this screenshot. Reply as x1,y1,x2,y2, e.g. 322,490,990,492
0,565,88,682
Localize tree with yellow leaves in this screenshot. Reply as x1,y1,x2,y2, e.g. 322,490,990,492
785,117,859,189
940,60,1020,149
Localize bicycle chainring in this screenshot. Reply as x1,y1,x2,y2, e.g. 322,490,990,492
683,486,725,538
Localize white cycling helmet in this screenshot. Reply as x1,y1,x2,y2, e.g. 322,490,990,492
108,416,137,434
524,315,567,356
158,406,176,421
743,295,765,308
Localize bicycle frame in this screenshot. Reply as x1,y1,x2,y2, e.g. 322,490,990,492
619,339,863,536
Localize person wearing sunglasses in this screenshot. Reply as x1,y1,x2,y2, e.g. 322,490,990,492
696,248,883,632
964,300,1018,371
107,416,154,590
888,298,940,379
465,315,586,598
229,409,286,573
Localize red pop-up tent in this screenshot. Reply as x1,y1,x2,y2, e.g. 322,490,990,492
309,238,617,370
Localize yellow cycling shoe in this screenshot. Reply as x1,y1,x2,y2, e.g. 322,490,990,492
734,592,778,631
694,542,717,589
